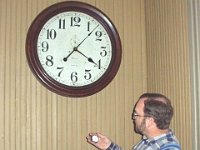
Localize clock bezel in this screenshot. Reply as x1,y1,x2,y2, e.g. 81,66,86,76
26,1,122,97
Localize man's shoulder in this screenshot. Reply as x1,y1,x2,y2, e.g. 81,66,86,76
160,142,181,150
155,130,181,150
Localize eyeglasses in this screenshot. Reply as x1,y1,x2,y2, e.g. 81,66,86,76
132,113,147,120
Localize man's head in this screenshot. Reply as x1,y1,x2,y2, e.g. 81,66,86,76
132,93,174,136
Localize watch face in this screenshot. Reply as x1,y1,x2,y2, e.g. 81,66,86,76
37,11,112,87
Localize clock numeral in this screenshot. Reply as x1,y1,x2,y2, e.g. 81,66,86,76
87,22,91,31
84,69,92,80
46,55,54,66
71,17,81,27
47,29,57,39
41,41,49,52
71,72,78,83
59,19,66,29
95,59,101,69
100,46,107,57
95,31,102,41
57,67,64,77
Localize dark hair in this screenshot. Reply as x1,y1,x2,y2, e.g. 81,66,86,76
139,93,174,129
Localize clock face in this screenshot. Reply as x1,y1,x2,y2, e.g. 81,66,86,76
37,11,112,87
26,1,122,97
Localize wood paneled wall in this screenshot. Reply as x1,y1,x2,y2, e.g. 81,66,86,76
0,0,146,150
145,0,192,150
0,0,192,150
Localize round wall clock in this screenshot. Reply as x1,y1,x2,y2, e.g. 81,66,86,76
26,1,122,97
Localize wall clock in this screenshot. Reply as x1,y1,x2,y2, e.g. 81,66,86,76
26,1,122,97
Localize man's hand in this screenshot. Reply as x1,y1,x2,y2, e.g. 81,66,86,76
86,132,111,150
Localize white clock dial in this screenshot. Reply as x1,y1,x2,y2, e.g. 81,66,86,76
37,11,112,87
26,1,122,97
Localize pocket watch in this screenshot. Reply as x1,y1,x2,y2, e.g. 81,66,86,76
26,1,122,97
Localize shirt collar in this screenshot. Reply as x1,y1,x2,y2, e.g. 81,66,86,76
142,129,173,143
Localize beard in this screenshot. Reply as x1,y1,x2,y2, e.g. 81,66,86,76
134,118,146,135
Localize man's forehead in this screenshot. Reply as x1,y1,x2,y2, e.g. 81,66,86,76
133,98,145,112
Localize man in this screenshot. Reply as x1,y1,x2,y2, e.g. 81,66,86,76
86,93,181,150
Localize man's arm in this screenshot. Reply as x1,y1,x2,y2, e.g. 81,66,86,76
106,142,122,150
86,133,123,150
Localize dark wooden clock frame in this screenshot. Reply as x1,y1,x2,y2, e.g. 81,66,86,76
26,1,122,97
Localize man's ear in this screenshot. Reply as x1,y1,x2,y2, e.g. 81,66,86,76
146,117,155,128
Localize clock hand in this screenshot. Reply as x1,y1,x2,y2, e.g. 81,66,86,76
75,24,99,49
76,49,98,66
63,47,98,66
63,25,99,62
63,48,76,62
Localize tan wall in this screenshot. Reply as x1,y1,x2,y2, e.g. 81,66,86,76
0,0,191,150
0,0,146,150
145,0,192,149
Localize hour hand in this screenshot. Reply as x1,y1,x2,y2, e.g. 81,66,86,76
76,50,98,66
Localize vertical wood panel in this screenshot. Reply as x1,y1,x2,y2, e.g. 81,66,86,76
0,0,6,148
145,0,191,150
188,0,200,149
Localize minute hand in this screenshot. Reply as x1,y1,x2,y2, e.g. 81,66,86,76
75,24,99,49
